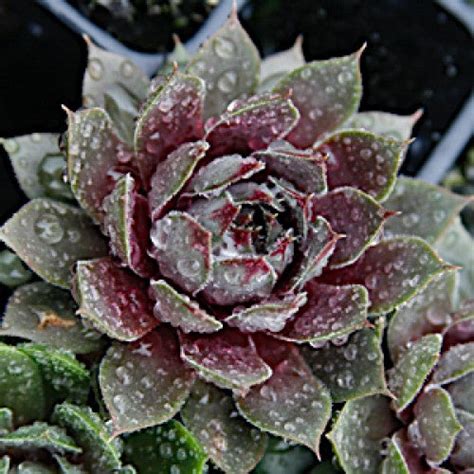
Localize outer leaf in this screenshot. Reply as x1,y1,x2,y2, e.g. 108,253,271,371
0,343,46,425
134,72,205,184
387,271,457,363
1,133,60,199
273,49,363,147
384,177,472,243
0,282,103,354
279,282,368,344
312,187,391,267
321,237,450,314
82,39,148,108
149,141,209,220
180,329,271,391
318,130,406,201
0,422,81,455
448,372,474,413
412,387,462,465
429,342,474,386
102,173,153,277
181,381,268,474
451,409,474,468
66,108,126,224
327,395,398,474
346,110,421,141
150,211,212,294
52,403,123,472
99,328,195,435
302,320,387,402
0,198,107,288
380,435,410,474
388,334,442,412
0,250,32,288
187,10,260,118
150,279,222,333
236,342,331,455
202,256,276,306
18,344,90,404
205,94,300,157
123,420,208,474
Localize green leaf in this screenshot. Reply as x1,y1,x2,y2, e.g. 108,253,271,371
273,48,363,147
387,271,457,363
236,344,331,455
38,152,75,202
18,344,90,404
1,133,61,199
448,372,474,413
161,35,190,74
429,342,474,386
384,177,471,243
99,327,195,435
0,282,103,354
187,9,260,118
0,343,46,425
327,395,398,474
346,110,421,141
10,462,56,473
451,409,474,469
0,457,9,474
0,422,81,455
0,408,13,435
412,387,462,465
52,403,123,472
380,435,409,474
54,456,87,474
0,198,107,288
82,38,148,109
259,37,305,92
123,420,208,474
181,381,268,474
302,319,388,403
388,334,442,412
0,250,32,288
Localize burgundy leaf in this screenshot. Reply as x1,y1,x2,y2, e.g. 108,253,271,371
266,229,295,276
228,182,283,212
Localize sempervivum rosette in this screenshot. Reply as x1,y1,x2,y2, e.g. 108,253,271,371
1,7,472,474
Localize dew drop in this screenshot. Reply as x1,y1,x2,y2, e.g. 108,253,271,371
217,71,238,93
214,37,236,59
34,213,64,244
88,58,104,80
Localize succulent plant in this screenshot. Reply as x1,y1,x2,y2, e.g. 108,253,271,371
1,5,473,473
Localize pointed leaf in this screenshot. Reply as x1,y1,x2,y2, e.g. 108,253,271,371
253,140,327,194
0,250,32,288
259,37,305,92
181,381,268,474
236,341,331,455
312,187,390,267
150,279,222,333
52,403,123,472
149,141,209,220
0,198,107,288
76,257,156,341
226,293,307,333
321,237,450,314
103,174,153,277
388,334,442,412
0,343,46,425
0,409,13,435
180,329,272,391
273,50,363,147
134,72,205,184
278,282,369,344
185,154,264,197
0,422,81,455
161,35,190,74
380,435,410,474
123,420,208,474
150,211,212,294
66,108,128,224
448,372,474,413
327,395,398,474
202,256,276,306
266,229,295,275
0,282,103,354
387,272,457,363
346,110,421,141
228,182,283,211
18,344,90,404
412,387,462,465
429,342,474,386
384,177,472,244
451,409,474,468
318,130,406,201
302,320,387,402
205,94,300,157
187,11,260,118
82,39,148,108
99,328,195,435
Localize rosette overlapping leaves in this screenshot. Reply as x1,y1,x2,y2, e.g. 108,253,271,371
1,7,473,474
